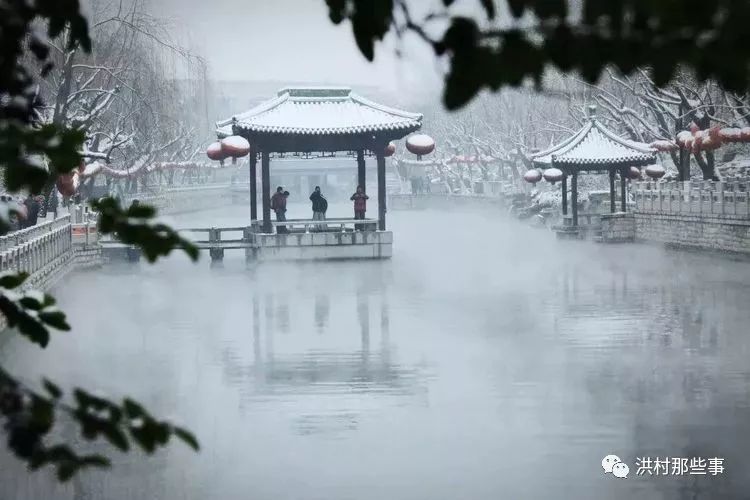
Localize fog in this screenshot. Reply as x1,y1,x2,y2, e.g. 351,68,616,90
151,0,444,97
2,1,750,499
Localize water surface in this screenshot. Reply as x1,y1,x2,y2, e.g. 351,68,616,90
1,202,750,500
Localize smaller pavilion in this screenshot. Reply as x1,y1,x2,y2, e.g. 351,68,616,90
531,106,656,227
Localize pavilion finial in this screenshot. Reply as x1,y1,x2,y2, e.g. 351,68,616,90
587,104,597,120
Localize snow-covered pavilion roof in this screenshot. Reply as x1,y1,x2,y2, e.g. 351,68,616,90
531,106,656,169
216,87,422,138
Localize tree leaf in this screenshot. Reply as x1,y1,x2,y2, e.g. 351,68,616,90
479,0,496,19
16,315,51,348
38,311,71,331
0,273,29,290
102,425,130,452
173,426,200,451
19,297,44,311
56,462,78,482
42,379,62,399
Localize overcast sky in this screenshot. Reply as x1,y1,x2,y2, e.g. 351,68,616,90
152,0,446,98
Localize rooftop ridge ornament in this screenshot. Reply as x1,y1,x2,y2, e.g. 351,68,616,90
278,87,352,98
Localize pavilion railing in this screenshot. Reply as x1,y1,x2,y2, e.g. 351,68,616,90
252,218,380,234
633,180,750,218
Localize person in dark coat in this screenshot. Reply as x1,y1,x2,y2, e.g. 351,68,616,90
309,186,328,231
23,194,40,227
36,194,47,219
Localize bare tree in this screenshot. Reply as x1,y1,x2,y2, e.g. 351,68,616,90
31,0,212,202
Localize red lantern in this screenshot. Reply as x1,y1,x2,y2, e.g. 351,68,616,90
220,135,251,164
627,166,642,180
384,142,396,157
207,142,227,164
15,203,28,221
740,127,750,142
543,168,563,184
719,128,742,142
692,133,704,152
676,131,693,148
645,164,666,179
701,133,722,151
406,134,435,156
649,140,678,152
524,169,542,185
56,173,77,197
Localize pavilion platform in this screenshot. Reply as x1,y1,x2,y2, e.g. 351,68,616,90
245,219,391,261
99,218,392,263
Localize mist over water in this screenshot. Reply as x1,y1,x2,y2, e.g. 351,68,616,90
2,204,750,500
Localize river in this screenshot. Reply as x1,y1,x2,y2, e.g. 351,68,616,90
1,201,750,500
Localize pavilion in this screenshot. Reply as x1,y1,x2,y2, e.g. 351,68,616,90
216,87,423,233
531,105,656,227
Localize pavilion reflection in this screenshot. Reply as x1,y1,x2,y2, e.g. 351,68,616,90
314,293,329,332
556,260,722,353
222,286,425,406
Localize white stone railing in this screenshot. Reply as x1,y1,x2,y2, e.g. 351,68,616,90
0,215,72,275
633,180,750,217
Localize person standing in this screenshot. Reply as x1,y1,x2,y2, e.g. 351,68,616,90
309,186,328,231
23,194,40,228
350,185,369,231
35,194,47,219
47,189,58,219
270,186,289,233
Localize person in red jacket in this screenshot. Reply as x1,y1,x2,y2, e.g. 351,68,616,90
270,186,289,233
350,185,368,230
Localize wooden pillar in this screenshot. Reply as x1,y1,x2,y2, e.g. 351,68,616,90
620,166,627,212
571,171,578,227
261,151,271,233
249,152,258,221
376,149,386,230
561,174,568,215
609,168,616,213
357,149,366,190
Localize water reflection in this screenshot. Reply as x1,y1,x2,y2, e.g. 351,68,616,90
314,294,329,332
216,287,427,439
